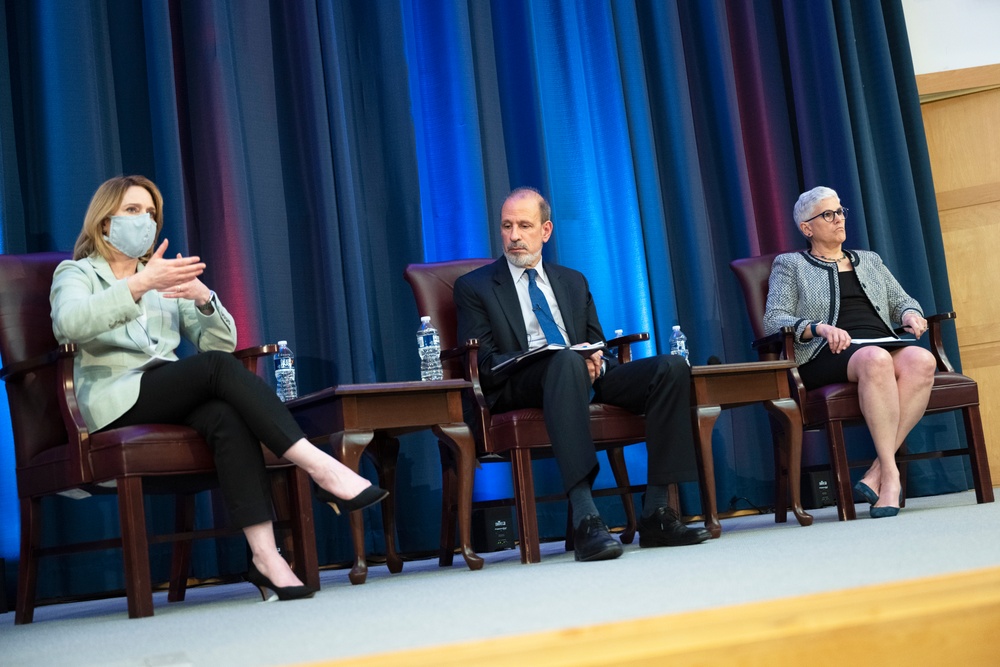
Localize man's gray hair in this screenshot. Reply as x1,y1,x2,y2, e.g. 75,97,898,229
507,186,551,223
793,186,839,223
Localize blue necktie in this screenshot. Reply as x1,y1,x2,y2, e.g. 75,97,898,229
526,268,566,345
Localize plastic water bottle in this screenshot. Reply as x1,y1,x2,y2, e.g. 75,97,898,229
669,325,689,365
417,316,443,381
274,340,298,402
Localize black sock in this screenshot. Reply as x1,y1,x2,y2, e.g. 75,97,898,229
642,484,670,518
568,480,599,527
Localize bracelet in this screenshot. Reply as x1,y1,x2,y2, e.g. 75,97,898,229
809,322,820,338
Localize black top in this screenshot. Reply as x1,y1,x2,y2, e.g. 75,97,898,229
836,270,893,339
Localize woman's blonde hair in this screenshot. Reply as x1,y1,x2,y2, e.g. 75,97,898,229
72,175,165,261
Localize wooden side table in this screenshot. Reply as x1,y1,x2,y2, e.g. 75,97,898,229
288,379,483,584
690,361,812,537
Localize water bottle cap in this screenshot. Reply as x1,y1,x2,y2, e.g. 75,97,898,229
420,316,431,323
672,325,680,331
277,340,288,346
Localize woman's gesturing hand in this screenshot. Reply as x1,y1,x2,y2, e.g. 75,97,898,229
160,271,212,305
128,239,206,300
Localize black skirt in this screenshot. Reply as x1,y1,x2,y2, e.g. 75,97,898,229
799,269,905,390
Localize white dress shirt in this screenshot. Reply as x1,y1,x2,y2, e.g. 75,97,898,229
505,258,570,348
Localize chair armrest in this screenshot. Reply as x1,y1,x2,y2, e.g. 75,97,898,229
891,313,955,372
927,312,957,373
607,332,649,364
447,340,491,454
0,344,92,485
751,326,794,361
53,345,92,482
0,345,75,382
234,344,279,374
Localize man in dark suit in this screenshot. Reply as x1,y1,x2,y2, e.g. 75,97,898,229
454,187,710,562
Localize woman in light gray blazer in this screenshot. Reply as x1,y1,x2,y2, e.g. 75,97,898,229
51,175,387,601
763,186,936,518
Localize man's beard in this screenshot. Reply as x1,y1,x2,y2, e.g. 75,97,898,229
504,244,540,268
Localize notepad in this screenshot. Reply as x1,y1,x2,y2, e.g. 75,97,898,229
850,336,915,345
491,341,606,372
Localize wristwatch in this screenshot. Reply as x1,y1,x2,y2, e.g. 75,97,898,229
197,290,216,315
809,322,820,338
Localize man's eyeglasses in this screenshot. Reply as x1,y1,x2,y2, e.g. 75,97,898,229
803,207,848,223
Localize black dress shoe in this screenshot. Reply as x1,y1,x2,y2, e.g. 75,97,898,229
573,515,623,562
315,484,389,516
245,562,317,601
638,506,711,547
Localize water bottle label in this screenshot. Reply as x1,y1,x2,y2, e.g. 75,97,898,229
277,357,293,369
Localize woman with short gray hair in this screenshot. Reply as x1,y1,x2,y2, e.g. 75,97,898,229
763,186,936,518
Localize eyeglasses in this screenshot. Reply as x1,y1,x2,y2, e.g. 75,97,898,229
803,207,848,223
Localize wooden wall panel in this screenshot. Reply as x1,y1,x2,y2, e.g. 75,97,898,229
920,73,1000,484
921,89,1000,191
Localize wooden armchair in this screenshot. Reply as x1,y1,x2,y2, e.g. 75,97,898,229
730,252,993,520
0,252,318,623
404,259,646,564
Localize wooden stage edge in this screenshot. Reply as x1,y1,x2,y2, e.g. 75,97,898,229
309,565,1000,666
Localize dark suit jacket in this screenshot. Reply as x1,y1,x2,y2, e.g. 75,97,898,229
453,257,614,406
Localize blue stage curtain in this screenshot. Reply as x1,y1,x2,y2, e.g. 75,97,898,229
0,0,970,600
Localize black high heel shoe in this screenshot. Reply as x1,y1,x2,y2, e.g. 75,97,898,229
854,480,879,505
315,484,389,516
245,562,317,601
869,490,904,519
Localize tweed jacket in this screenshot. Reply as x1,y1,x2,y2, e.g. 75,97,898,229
50,255,237,431
762,249,922,366
453,257,612,408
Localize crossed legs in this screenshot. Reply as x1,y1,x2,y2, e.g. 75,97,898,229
106,351,377,590
848,345,936,510
248,438,374,588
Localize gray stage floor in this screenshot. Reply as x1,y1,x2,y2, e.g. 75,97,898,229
1,490,997,666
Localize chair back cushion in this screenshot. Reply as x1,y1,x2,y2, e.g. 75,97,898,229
729,252,781,339
0,253,72,468
404,258,494,378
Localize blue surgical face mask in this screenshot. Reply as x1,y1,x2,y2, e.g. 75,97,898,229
104,213,156,259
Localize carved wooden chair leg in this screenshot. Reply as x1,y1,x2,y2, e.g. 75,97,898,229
167,494,196,603
963,404,995,503
511,450,540,564
14,497,40,625
437,441,458,567
117,477,154,619
826,421,855,520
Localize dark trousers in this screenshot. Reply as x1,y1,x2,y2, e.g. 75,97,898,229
493,350,696,491
102,351,305,528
